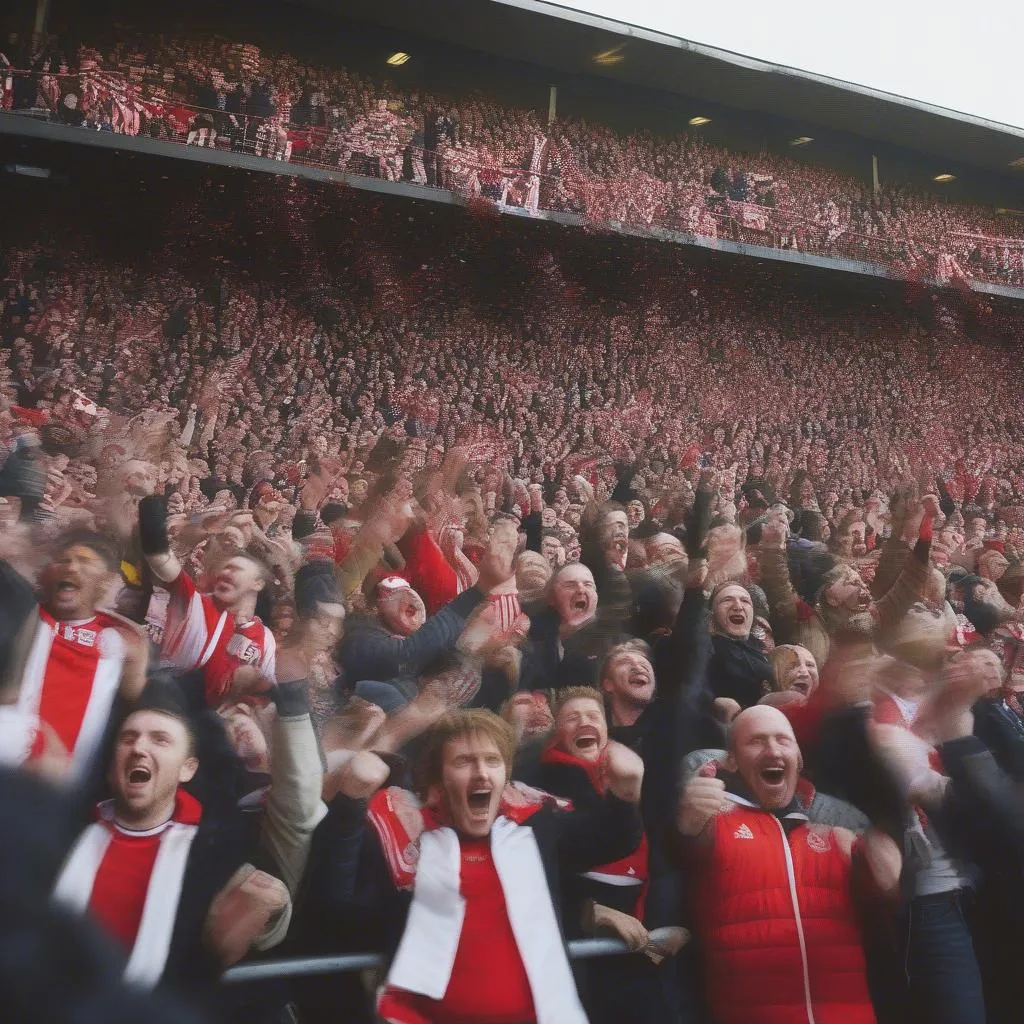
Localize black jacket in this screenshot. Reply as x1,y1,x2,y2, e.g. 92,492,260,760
531,755,644,931
302,788,642,962
938,734,1024,868
972,698,1024,783
338,587,485,696
520,607,602,692
707,633,772,708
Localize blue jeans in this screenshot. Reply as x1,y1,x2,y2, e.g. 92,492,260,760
903,891,986,1024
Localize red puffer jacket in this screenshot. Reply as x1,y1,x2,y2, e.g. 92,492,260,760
694,801,875,1024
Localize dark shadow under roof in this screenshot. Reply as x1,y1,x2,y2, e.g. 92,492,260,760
292,0,1024,177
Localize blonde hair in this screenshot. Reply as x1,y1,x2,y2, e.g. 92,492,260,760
768,644,805,692
552,685,606,720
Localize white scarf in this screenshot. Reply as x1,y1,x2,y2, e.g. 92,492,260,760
53,804,198,989
387,815,588,1024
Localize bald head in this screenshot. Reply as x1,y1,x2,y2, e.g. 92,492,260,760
728,705,800,810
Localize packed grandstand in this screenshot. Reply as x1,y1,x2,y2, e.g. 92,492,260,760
3,7,1024,1024
2,16,1024,287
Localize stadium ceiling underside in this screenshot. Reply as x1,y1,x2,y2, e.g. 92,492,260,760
296,0,1024,178
3,116,1022,303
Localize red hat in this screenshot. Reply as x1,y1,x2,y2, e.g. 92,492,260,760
375,575,413,603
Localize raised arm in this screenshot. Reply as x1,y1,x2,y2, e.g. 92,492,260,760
874,503,933,638
554,741,644,873
757,517,802,646
138,494,184,584
259,680,326,899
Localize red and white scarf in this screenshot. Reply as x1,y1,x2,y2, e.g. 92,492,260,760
53,790,202,989
381,805,587,1024
367,782,571,892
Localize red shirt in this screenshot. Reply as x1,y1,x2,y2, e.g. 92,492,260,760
380,836,536,1024
88,826,164,950
23,609,125,774
161,573,276,703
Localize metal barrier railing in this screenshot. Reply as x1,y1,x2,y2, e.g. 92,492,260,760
223,928,682,983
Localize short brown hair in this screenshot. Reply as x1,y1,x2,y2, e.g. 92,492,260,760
414,710,515,797
552,686,606,721
51,530,120,572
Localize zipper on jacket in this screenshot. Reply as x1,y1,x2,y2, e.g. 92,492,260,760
772,815,816,1024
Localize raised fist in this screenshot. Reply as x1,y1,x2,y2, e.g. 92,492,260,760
677,775,728,836
603,740,644,803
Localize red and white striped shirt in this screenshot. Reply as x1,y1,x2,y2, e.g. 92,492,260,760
160,572,276,703
8,608,126,779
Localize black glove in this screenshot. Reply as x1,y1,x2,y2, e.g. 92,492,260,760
138,495,170,556
0,439,45,521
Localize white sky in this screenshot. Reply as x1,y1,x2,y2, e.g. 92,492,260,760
555,1,1023,130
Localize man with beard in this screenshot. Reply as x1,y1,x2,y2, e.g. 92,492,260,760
315,709,644,1024
0,531,148,782
677,705,901,1024
51,686,290,1000
759,503,933,669
831,509,870,563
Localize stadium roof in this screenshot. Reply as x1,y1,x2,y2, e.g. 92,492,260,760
296,0,1024,178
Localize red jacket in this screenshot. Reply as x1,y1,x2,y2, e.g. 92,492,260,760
694,800,875,1024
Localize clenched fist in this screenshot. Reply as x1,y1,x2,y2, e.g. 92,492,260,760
677,775,729,836
603,740,645,803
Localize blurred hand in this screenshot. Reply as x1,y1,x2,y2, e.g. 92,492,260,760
589,903,650,953
759,689,805,709
712,697,742,723
861,828,902,894
603,740,644,803
229,665,274,699
205,865,289,967
760,516,788,550
678,775,728,836
476,523,517,594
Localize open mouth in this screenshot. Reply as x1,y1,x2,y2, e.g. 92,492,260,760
575,731,600,752
55,581,79,596
728,612,748,627
791,680,811,696
760,766,786,786
628,670,650,688
856,594,872,610
467,790,492,812
127,765,152,785
571,596,590,613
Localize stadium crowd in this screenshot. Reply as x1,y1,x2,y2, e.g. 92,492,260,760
3,171,1024,1024
2,22,1024,289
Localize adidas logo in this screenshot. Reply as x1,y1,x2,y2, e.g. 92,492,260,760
733,823,754,840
